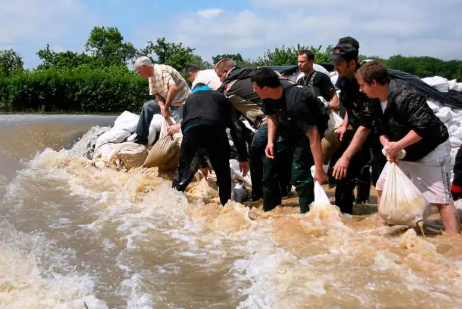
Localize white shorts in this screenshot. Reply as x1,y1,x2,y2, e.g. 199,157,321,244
376,140,453,205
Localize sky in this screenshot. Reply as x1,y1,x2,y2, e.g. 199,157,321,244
1,0,461,69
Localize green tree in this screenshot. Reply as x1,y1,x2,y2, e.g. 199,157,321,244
36,44,93,70
140,37,210,73
85,26,138,66
0,49,24,77
250,44,333,66
212,53,245,65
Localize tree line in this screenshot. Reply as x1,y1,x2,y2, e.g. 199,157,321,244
0,26,461,113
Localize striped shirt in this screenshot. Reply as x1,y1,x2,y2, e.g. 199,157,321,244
149,64,191,106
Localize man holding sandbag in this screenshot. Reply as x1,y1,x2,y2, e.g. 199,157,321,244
356,60,459,234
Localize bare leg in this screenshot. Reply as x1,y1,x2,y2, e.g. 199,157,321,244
435,203,460,234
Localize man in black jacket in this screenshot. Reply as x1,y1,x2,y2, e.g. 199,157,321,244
172,84,249,206
215,59,287,200
251,67,329,213
328,41,383,214
356,61,459,234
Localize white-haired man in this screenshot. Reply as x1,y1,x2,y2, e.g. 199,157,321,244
133,56,191,146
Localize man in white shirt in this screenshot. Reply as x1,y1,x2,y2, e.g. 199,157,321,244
184,64,222,90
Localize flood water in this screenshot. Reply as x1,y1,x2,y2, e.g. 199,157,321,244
0,114,461,309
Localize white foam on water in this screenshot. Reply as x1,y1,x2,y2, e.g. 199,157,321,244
0,221,107,309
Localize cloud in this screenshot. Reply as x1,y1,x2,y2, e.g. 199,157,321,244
197,8,224,19
3,1,462,68
166,0,462,62
0,0,98,67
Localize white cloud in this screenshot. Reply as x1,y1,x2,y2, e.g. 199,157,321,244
165,0,462,62
0,0,98,67
197,8,224,19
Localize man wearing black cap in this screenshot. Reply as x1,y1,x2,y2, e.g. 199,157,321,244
328,38,381,214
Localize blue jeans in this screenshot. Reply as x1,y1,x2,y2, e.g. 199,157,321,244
134,100,183,146
249,124,267,201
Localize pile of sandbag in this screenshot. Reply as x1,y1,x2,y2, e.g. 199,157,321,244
91,110,180,171
421,76,462,169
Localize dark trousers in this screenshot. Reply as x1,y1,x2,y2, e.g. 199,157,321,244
134,100,183,145
330,140,372,214
172,125,231,206
263,130,314,213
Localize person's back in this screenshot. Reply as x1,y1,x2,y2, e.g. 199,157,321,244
182,88,234,132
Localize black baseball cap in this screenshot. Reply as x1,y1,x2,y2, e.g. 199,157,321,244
338,36,360,50
328,43,358,63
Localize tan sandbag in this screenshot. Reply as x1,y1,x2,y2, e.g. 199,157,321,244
321,111,343,162
321,136,340,163
118,144,148,170
93,142,147,170
143,118,180,168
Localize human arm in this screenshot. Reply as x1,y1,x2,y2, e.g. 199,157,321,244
265,114,278,159
306,126,328,183
335,111,349,143
332,125,371,179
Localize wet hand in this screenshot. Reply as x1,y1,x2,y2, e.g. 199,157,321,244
167,123,181,135
332,155,350,180
265,143,275,159
314,169,329,184
200,167,213,179
384,142,403,160
239,162,249,177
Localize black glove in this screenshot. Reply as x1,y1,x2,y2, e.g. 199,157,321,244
451,183,462,201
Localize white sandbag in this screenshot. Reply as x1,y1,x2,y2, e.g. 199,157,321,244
421,76,449,92
126,133,136,143
313,181,330,206
447,123,459,135
230,159,252,187
330,71,339,87
448,79,458,91
378,162,431,227
435,107,453,123
113,111,140,133
457,83,462,92
95,128,131,150
426,101,440,113
453,126,462,140
450,136,462,148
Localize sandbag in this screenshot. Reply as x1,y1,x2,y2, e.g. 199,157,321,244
113,111,140,132
95,129,131,150
378,163,431,227
94,142,147,170
322,111,343,162
143,118,180,168
421,76,449,93
435,106,453,124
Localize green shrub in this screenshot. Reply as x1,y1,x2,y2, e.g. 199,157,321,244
0,66,151,113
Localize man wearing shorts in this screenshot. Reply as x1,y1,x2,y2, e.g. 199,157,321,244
355,60,459,233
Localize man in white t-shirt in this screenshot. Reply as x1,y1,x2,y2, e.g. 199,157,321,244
356,60,459,234
184,64,222,90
